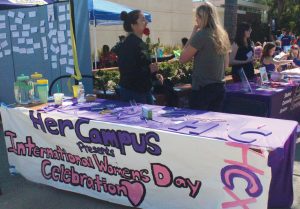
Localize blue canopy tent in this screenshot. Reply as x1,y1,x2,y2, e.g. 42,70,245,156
88,0,151,26
87,0,152,66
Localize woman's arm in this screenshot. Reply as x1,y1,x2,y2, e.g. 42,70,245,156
229,43,253,66
179,25,199,64
179,45,197,64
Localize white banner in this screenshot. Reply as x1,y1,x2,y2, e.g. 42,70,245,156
0,107,271,209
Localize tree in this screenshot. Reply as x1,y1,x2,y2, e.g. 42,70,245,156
224,0,238,42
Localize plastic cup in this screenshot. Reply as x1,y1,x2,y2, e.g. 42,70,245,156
37,84,48,103
53,93,64,105
72,85,79,98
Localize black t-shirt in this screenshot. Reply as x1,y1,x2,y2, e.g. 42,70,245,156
118,33,152,93
232,44,254,81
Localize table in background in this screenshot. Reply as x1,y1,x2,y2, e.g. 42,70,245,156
224,82,300,121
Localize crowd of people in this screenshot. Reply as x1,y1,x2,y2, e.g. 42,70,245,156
95,2,300,113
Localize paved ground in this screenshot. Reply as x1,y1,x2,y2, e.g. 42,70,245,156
0,120,300,209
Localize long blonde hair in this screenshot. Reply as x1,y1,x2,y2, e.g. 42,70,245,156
196,2,230,55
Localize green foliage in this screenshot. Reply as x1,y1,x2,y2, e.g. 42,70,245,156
94,70,120,90
158,60,193,84
267,0,300,35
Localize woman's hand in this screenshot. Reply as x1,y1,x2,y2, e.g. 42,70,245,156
156,74,164,85
149,63,159,73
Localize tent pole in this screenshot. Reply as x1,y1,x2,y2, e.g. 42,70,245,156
94,17,98,70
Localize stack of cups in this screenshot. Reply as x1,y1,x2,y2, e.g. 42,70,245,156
36,79,48,103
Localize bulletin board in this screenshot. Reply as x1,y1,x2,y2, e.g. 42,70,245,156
0,1,78,103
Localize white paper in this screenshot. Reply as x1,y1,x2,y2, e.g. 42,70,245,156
18,38,25,44
19,48,26,54
23,24,30,30
58,14,66,22
68,49,73,56
0,52,3,58
40,27,45,34
67,4,70,11
26,38,33,45
15,17,22,24
52,62,57,69
43,48,47,53
0,23,5,29
28,11,36,18
0,33,6,39
66,66,74,74
52,37,57,44
57,31,64,38
66,14,70,21
40,20,45,27
13,46,19,52
68,39,71,45
51,55,57,61
58,5,66,13
8,11,15,18
10,25,17,31
26,48,34,54
0,15,5,21
59,24,66,31
1,40,8,48
22,31,30,37
31,27,38,33
12,31,19,38
56,46,60,54
49,22,54,29
18,12,25,19
60,57,67,65
67,30,71,37
246,51,253,59
68,59,74,65
44,54,48,60
33,43,41,49
50,44,56,53
4,49,11,56
58,36,65,44
60,44,68,55
42,37,47,47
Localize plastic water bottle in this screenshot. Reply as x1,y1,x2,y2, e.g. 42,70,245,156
77,82,85,103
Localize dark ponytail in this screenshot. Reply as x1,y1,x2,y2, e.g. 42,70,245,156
120,10,141,32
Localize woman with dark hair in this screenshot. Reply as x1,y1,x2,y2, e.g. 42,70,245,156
229,22,254,82
117,10,158,104
261,42,293,74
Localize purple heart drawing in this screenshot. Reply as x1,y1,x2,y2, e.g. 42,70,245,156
120,179,146,207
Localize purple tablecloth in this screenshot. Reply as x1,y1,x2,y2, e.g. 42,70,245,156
39,99,298,208
224,82,300,121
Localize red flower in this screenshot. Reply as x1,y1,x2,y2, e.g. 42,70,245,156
143,27,150,36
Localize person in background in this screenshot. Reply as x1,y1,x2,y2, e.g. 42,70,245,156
274,40,283,56
99,45,117,68
289,44,300,66
181,37,188,48
261,42,293,74
111,35,126,56
254,41,263,61
229,22,254,82
179,2,231,111
281,30,292,50
296,36,300,48
117,10,158,104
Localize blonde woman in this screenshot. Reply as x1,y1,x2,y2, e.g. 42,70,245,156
179,2,231,111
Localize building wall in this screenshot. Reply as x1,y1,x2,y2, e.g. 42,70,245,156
90,0,193,54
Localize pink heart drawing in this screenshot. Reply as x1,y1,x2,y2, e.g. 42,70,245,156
120,179,146,207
